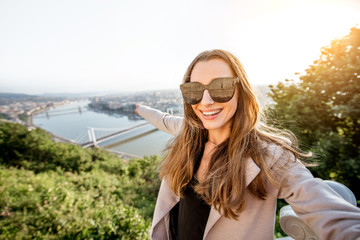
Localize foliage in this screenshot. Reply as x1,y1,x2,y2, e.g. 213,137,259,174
0,122,115,173
125,156,161,218
0,122,161,239
0,113,11,120
267,27,360,199
0,167,150,239
18,113,28,122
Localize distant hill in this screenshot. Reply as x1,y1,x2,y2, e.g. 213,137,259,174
0,92,35,98
0,92,64,106
0,91,117,99
40,92,108,98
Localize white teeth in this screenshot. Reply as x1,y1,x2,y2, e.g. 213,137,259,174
202,110,221,116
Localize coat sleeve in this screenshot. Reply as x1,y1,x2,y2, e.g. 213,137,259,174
275,151,360,240
136,105,184,136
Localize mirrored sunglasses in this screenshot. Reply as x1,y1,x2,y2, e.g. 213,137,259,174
180,77,239,105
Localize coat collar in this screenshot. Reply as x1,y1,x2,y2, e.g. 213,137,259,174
151,157,261,239
151,178,180,232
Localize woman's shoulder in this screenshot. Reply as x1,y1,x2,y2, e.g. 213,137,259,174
258,137,298,169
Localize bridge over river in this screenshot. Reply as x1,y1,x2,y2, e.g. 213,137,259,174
33,105,166,159
81,122,150,148
46,122,155,159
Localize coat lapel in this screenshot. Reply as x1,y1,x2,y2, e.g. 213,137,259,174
151,179,180,238
202,157,261,239
244,157,261,187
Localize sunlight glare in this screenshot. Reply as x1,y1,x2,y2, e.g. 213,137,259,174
241,0,359,85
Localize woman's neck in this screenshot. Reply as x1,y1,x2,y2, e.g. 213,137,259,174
207,127,231,146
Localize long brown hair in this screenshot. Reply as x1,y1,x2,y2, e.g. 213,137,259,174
160,49,309,219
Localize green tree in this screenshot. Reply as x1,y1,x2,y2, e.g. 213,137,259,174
268,27,360,199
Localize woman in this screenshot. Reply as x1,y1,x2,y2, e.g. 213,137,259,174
136,49,360,240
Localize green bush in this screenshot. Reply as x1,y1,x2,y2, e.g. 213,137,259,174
0,166,151,239
124,156,161,218
0,122,92,173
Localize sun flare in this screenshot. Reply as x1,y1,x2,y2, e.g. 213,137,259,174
238,0,359,85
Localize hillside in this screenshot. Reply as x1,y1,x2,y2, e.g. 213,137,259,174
0,122,160,239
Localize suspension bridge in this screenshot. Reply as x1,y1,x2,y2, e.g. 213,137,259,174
80,122,150,148
47,122,153,159
36,106,87,119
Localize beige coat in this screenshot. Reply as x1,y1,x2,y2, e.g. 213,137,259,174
137,105,360,240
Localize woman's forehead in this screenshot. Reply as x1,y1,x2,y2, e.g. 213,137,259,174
190,59,234,84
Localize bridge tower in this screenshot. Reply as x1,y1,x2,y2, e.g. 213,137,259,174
87,127,98,147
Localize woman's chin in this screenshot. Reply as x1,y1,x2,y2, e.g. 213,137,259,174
201,118,233,132
202,123,222,131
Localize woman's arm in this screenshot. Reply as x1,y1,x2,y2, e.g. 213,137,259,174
277,156,360,239
135,105,184,136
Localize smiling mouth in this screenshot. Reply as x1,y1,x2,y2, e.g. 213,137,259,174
201,109,222,116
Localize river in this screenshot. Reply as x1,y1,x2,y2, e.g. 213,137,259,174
33,100,174,157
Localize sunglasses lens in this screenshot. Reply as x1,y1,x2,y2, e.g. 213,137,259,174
180,82,203,104
183,92,202,105
208,78,236,102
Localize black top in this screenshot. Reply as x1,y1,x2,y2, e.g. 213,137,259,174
169,153,211,240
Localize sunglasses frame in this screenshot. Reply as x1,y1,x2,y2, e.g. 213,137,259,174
180,77,240,105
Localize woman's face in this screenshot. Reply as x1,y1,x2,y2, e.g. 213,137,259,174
190,58,238,132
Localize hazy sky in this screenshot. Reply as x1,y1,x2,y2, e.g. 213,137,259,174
0,0,359,94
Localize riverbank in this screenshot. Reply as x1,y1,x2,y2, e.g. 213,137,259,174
25,100,80,144
106,149,142,160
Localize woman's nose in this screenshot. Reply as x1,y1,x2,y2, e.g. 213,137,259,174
200,90,215,105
